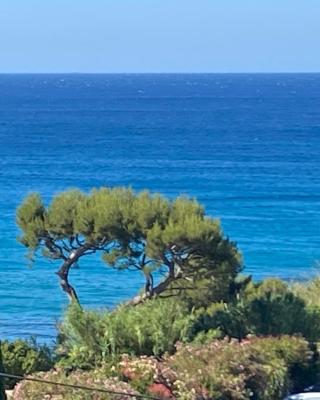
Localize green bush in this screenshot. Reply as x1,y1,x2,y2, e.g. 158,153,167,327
57,298,195,369
191,279,320,342
245,279,320,340
292,276,320,308
191,301,250,340
1,339,53,389
168,335,319,400
250,336,319,395
245,279,305,333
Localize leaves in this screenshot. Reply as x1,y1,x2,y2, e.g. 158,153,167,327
46,190,84,238
1,339,53,390
58,298,195,367
17,187,242,303
16,193,46,249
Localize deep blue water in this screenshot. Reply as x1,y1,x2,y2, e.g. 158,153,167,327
0,73,319,340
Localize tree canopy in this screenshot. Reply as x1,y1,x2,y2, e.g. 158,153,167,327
17,187,242,304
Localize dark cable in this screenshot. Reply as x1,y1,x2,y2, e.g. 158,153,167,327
0,372,161,400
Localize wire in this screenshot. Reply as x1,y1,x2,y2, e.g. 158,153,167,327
0,372,161,400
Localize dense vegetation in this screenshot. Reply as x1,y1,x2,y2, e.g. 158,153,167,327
54,278,320,371
17,188,241,305
1,339,53,390
5,276,320,399
1,187,319,399
12,336,319,400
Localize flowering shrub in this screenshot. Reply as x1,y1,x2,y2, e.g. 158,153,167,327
12,368,139,400
1,339,53,390
166,336,318,400
119,355,157,393
117,336,318,400
11,335,319,400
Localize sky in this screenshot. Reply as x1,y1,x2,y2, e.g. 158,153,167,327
0,0,319,73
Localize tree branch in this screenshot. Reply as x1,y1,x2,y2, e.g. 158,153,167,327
44,236,67,260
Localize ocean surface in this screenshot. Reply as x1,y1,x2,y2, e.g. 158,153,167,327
0,73,319,341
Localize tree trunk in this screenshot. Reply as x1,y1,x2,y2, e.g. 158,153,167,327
56,259,80,304
126,275,176,306
56,244,93,304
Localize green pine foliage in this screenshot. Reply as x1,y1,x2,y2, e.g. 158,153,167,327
16,187,242,303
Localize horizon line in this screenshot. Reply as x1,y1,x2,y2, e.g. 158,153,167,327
1,71,320,75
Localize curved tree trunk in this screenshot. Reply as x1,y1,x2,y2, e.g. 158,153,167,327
55,244,93,304
56,259,80,304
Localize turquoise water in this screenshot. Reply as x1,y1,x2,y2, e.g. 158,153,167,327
0,74,319,340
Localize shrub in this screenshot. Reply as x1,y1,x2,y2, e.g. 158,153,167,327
1,339,53,389
114,335,318,400
191,301,250,340
245,279,320,340
292,276,320,308
248,336,319,396
12,336,319,400
191,279,320,342
167,336,318,400
246,279,308,334
12,368,138,400
57,298,195,369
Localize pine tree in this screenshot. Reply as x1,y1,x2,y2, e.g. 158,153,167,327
17,187,242,305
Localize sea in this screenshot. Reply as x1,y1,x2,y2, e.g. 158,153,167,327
0,73,319,341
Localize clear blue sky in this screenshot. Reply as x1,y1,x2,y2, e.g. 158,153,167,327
1,0,319,73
